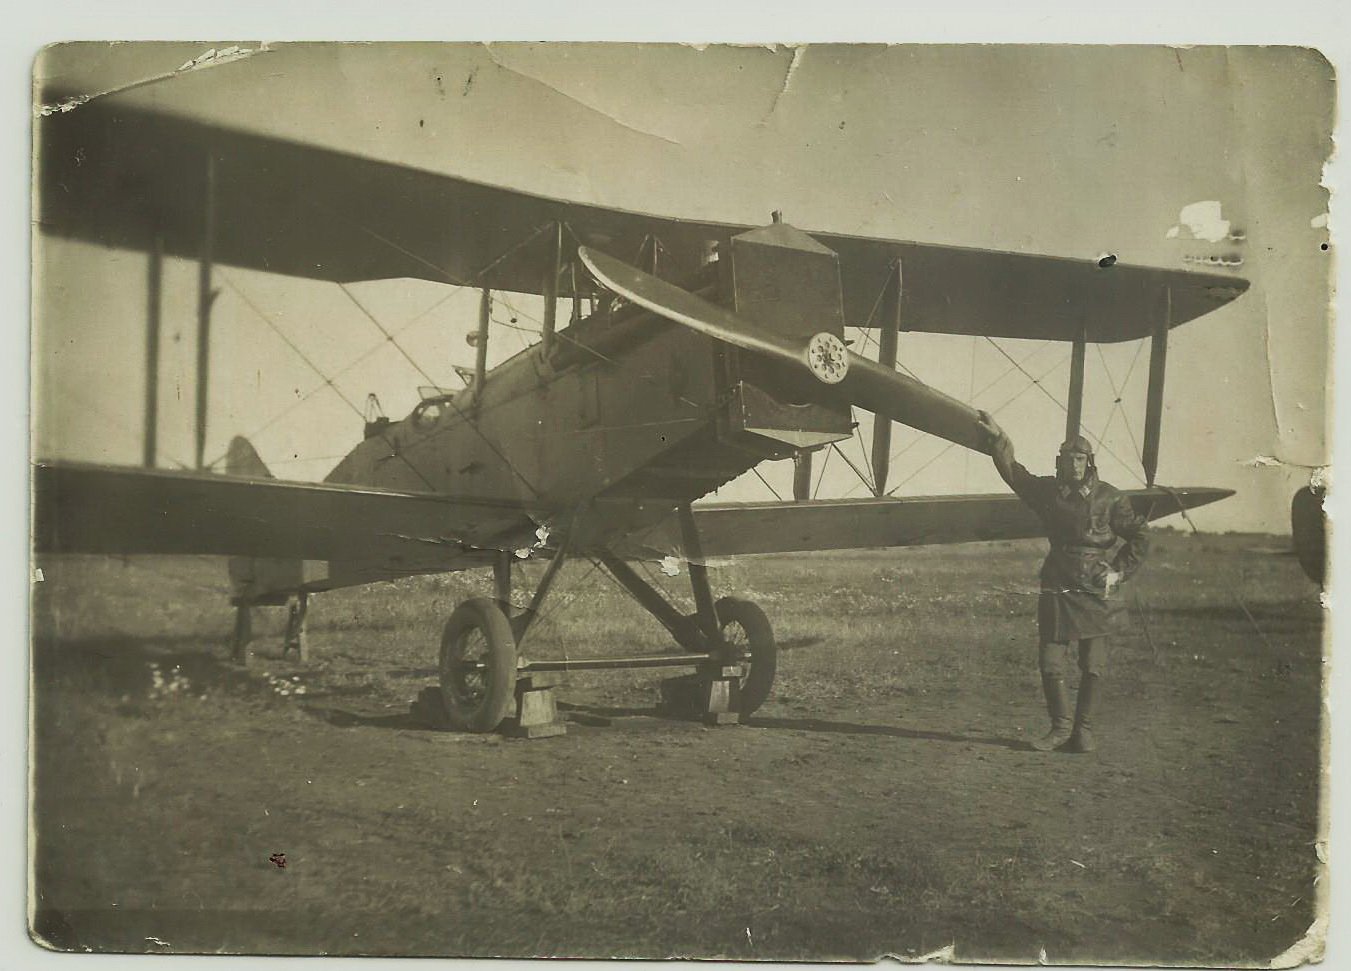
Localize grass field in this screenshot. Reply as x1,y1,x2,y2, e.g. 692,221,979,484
30,532,1324,963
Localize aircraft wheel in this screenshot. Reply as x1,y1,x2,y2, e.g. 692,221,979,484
439,598,519,732
714,596,777,718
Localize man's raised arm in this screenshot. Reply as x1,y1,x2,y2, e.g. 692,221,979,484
977,411,1041,502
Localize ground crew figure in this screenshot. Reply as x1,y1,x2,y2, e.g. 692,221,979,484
976,411,1149,753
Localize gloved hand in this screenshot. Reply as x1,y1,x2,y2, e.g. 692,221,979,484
976,410,1006,449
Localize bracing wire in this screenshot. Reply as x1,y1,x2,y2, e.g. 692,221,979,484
836,339,1058,500
985,336,1146,487
811,444,834,500
203,273,474,470
829,441,876,499
337,283,443,390
884,350,1074,497
218,271,367,421
1095,341,1148,468
752,466,784,502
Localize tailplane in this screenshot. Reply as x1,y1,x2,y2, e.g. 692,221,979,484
226,436,272,478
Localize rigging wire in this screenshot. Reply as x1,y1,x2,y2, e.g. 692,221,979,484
984,336,1146,487
206,283,478,467
752,466,784,502
811,444,834,500
884,350,1073,496
850,411,878,495
829,441,876,499
335,285,542,499
217,271,368,421
1095,341,1148,467
337,283,443,390
836,339,1058,500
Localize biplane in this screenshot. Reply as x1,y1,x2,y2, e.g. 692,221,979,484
32,83,1247,735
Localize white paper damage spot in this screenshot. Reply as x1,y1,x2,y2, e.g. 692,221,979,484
1242,455,1284,468
1166,200,1232,242
515,522,553,559
37,44,266,116
32,568,44,583
1266,915,1327,967
176,46,253,73
1183,254,1244,268
1311,212,1329,229
660,556,682,577
910,943,955,963
762,45,807,122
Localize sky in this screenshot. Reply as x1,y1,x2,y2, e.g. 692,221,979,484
32,42,1334,533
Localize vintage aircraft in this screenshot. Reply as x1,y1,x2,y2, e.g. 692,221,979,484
32,85,1247,735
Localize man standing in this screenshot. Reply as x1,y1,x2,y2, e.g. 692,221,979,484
976,411,1149,753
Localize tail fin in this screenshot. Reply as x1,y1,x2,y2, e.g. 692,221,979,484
226,436,272,478
225,438,304,604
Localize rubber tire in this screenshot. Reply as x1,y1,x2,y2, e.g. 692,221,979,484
714,596,777,718
439,598,518,733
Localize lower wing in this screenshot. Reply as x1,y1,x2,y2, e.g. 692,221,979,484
32,461,541,595
614,488,1233,559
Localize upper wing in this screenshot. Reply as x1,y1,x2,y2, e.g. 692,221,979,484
614,488,1233,559
37,95,1245,342
33,461,539,566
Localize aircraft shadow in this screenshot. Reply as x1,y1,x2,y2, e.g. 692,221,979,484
301,705,423,731
775,636,826,653
743,715,1027,751
33,635,255,700
558,701,1026,750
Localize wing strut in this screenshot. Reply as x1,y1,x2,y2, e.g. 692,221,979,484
541,222,562,357
870,261,902,495
473,288,491,404
144,234,163,468
1064,321,1087,442
792,450,812,502
194,154,219,470
1141,287,1171,486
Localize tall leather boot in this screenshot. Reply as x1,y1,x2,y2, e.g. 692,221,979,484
1068,673,1101,753
1032,675,1073,751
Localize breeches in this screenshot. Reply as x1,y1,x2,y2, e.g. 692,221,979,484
1039,637,1108,678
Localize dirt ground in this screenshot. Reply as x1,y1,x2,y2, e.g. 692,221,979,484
30,532,1324,963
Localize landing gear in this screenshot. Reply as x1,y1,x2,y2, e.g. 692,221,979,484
439,598,519,732
424,507,779,735
714,596,776,717
282,593,309,661
229,593,309,665
595,506,779,723
231,604,252,664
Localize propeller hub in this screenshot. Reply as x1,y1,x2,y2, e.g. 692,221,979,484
806,332,849,384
